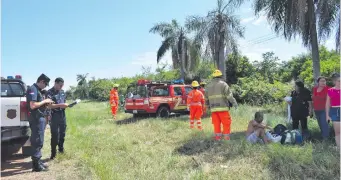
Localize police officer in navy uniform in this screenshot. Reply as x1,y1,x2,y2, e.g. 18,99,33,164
27,73,53,172
46,78,69,159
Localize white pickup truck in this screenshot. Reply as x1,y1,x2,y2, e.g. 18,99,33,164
1,75,30,142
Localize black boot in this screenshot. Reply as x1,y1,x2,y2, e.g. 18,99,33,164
39,160,48,169
32,159,48,172
50,149,56,160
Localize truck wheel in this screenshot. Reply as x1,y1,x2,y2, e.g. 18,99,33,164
157,106,170,118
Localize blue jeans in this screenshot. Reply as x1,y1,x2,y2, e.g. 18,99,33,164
29,115,46,160
314,110,329,139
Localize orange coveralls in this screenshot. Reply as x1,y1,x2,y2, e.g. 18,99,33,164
110,89,119,118
199,88,207,117
212,111,232,140
187,89,205,130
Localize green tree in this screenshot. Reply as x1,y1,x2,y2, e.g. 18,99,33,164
75,73,89,99
149,20,199,80
253,52,280,83
186,0,245,80
232,0,340,83
300,46,340,85
316,0,340,52
226,53,254,84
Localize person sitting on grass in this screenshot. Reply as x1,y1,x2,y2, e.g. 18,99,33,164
246,112,273,144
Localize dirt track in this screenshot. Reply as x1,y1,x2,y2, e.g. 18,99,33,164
1,139,53,180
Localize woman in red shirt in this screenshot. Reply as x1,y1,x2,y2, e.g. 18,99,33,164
312,77,330,140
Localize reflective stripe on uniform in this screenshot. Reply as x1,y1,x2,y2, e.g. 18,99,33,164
211,107,229,112
190,102,202,106
208,94,224,99
223,134,230,136
197,120,202,127
215,133,222,136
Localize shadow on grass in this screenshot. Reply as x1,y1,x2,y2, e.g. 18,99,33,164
115,114,153,125
1,138,51,178
175,131,247,158
1,157,50,177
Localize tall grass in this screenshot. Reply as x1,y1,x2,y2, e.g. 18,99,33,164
50,101,340,180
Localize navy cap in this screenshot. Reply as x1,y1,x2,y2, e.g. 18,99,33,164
37,73,50,86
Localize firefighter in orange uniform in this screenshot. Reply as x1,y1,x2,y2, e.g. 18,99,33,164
110,84,119,119
199,82,207,117
205,70,238,140
187,81,205,130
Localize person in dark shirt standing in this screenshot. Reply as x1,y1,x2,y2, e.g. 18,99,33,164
288,80,313,138
46,78,69,160
27,74,53,172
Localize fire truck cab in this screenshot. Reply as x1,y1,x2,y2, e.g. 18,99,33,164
124,79,193,118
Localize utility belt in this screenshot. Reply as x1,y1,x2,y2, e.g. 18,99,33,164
29,108,47,119
51,108,65,115
52,107,64,112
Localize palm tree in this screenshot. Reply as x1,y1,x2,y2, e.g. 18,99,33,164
77,73,88,86
186,0,245,80
316,0,340,52
149,20,199,80
76,73,89,99
231,0,339,82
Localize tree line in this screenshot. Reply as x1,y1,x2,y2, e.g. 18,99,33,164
66,46,340,106
149,0,339,84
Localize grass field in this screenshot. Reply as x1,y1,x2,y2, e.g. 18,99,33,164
43,101,340,180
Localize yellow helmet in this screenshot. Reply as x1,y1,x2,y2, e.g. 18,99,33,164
191,81,200,87
200,82,206,85
113,84,119,88
212,69,223,77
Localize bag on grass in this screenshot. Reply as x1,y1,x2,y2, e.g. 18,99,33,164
280,130,303,145
273,124,287,135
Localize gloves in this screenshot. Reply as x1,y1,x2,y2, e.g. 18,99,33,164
187,106,190,111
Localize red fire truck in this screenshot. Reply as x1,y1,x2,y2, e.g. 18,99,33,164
124,79,192,118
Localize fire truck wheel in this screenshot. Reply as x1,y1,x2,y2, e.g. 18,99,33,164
157,106,170,118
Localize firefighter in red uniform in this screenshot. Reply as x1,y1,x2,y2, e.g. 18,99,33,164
199,82,207,117
187,81,205,130
110,84,119,120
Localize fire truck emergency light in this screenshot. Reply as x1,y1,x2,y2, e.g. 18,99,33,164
15,75,22,80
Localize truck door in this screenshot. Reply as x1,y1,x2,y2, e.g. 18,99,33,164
172,86,186,110
1,82,25,127
125,84,148,113
125,85,135,110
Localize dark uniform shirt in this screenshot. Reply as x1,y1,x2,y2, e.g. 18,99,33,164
27,83,46,116
46,87,66,113
290,88,312,117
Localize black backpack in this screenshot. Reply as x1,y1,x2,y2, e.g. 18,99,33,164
273,124,287,135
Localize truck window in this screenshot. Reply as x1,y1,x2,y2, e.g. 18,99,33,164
152,87,169,97
185,87,192,95
126,85,147,98
173,87,182,96
1,82,25,97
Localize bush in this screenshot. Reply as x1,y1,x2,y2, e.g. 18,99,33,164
231,78,292,106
